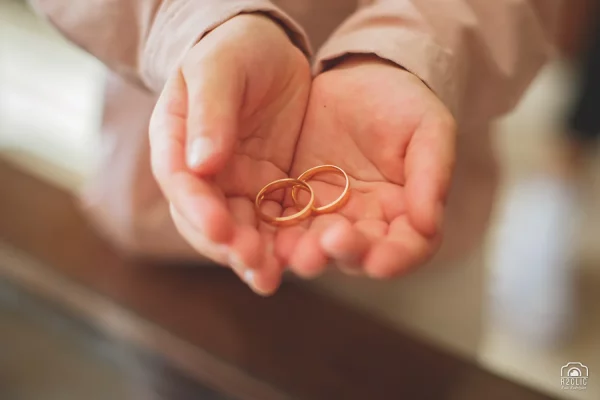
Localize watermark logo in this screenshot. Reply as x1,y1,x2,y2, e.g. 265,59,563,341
561,362,588,391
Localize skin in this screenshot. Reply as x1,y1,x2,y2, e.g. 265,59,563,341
149,14,457,295
279,55,456,280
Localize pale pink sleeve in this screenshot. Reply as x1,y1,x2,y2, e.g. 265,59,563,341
29,0,312,92
314,0,561,120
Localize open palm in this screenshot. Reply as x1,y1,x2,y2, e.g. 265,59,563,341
149,15,311,294
277,57,457,279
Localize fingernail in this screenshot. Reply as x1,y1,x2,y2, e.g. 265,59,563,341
230,255,261,293
243,269,255,285
244,269,274,296
228,252,247,274
187,137,214,169
244,269,270,295
338,265,363,276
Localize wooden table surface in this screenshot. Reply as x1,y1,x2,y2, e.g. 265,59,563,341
0,160,558,400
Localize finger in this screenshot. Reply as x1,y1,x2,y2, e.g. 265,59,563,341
288,232,328,279
173,202,281,295
364,216,438,279
354,219,388,242
150,71,234,245
271,204,313,263
150,70,188,186
262,233,281,283
169,203,230,266
228,226,283,296
404,115,456,237
247,253,284,296
168,173,234,243
320,220,370,268
183,52,243,175
228,225,265,273
337,264,365,276
286,214,344,277
274,226,305,263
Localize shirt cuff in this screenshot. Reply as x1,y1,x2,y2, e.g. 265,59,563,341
314,17,462,117
142,0,312,92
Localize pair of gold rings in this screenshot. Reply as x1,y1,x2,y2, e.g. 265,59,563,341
255,165,350,227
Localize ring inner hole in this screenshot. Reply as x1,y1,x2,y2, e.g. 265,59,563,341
260,185,310,218
295,174,345,208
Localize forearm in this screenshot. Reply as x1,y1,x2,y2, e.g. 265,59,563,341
30,0,311,92
315,0,562,121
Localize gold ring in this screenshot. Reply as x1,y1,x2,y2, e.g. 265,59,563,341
255,178,315,227
291,165,350,215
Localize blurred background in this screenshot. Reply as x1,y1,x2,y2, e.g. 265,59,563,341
1,0,599,399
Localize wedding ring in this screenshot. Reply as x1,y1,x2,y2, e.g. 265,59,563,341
255,178,315,227
291,165,350,215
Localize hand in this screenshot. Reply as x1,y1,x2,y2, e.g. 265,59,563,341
149,14,311,294
277,55,456,279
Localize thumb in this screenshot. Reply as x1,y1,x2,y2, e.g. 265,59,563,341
183,54,244,175
405,116,456,237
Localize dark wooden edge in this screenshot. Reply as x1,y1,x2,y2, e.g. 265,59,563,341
0,160,558,400
0,277,233,400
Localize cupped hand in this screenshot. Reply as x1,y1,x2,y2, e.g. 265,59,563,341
149,14,311,294
277,55,457,279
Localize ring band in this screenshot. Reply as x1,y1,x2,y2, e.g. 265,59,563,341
291,165,350,215
255,178,315,227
